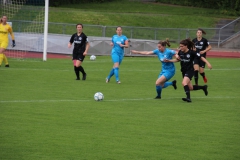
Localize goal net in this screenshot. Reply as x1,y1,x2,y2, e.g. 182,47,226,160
0,0,46,60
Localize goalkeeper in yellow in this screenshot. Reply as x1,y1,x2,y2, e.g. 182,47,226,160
0,15,16,67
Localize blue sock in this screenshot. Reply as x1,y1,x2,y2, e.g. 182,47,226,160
114,67,119,81
163,82,173,88
156,85,162,97
107,68,114,79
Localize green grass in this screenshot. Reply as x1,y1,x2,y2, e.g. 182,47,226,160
47,1,237,40
49,0,238,26
1,56,240,159
9,1,237,32
6,0,238,41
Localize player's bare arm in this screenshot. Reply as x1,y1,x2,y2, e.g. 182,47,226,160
131,50,153,55
83,42,90,56
68,43,72,48
119,40,129,48
200,45,212,54
201,57,212,69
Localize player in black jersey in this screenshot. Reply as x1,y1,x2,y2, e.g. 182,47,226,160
171,39,212,102
68,23,89,80
192,28,212,85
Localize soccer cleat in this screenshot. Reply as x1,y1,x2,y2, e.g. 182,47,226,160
172,80,177,90
82,73,87,80
117,81,121,84
182,98,192,102
203,76,208,83
76,77,80,80
5,64,9,67
154,96,161,99
203,85,208,96
106,78,110,83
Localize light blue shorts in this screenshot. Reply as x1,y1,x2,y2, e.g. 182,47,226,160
111,53,123,64
158,70,175,81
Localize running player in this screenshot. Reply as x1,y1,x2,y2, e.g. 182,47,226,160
131,39,178,99
106,26,129,84
68,23,89,80
0,15,16,67
172,38,212,103
192,28,212,85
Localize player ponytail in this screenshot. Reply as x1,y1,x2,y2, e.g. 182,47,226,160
180,38,195,50
158,38,171,47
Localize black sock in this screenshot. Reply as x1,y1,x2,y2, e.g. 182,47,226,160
184,85,190,99
194,70,198,85
74,66,80,79
200,72,205,78
79,66,86,75
193,85,206,90
193,85,201,90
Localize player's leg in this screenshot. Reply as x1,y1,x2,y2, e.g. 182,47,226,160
112,54,120,83
114,62,120,83
0,42,9,67
193,58,200,85
78,56,86,80
76,59,87,80
192,84,208,96
106,67,114,83
106,54,117,83
162,70,177,89
0,45,6,66
182,71,193,102
0,53,3,66
155,72,166,99
73,59,80,80
199,60,207,83
116,56,123,84
3,54,9,67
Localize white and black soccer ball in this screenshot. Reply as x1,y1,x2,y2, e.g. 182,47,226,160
94,92,104,101
90,55,96,61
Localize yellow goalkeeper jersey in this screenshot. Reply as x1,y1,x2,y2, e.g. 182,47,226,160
0,23,15,42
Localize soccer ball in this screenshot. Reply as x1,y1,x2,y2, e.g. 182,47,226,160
94,92,104,101
90,55,96,61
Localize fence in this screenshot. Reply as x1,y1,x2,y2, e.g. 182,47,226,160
7,17,240,56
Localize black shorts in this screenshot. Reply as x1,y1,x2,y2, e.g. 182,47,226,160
193,57,205,68
72,54,85,62
182,70,194,80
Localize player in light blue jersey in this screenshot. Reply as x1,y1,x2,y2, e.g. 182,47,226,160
131,39,178,99
106,26,129,84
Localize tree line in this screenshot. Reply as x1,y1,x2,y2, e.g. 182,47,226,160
49,0,239,16
49,0,113,6
156,0,239,15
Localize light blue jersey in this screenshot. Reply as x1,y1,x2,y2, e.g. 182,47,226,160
153,48,176,80
111,34,128,56
153,48,176,71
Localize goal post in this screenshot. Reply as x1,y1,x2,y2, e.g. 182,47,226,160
43,0,49,61
0,0,49,61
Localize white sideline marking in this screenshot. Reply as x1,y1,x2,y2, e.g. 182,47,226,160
0,96,237,103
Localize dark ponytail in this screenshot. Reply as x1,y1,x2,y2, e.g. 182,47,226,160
158,38,171,47
180,38,195,50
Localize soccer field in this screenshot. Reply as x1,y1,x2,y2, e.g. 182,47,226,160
0,56,240,159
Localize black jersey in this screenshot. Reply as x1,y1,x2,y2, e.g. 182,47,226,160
178,50,201,72
69,32,88,54
192,37,209,57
